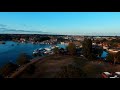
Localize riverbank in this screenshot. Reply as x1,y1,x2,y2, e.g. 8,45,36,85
0,41,67,67
6,55,52,78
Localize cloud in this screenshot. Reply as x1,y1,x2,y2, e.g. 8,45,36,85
0,26,52,34
0,24,7,28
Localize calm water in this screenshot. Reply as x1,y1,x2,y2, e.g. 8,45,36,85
101,51,108,58
0,41,108,67
0,41,66,67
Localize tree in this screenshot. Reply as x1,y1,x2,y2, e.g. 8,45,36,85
53,47,59,55
114,51,120,65
106,52,120,65
106,53,114,62
59,48,65,55
82,38,92,60
67,42,76,56
17,53,30,66
92,46,103,59
0,74,3,79
0,62,18,77
23,64,35,74
33,53,42,57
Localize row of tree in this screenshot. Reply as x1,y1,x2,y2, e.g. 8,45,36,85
53,38,103,61
0,34,51,42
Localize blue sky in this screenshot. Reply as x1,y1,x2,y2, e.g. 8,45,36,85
0,12,120,35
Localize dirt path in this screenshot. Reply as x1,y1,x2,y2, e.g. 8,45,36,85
6,55,52,78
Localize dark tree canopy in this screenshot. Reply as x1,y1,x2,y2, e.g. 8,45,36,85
82,38,92,60
0,62,18,77
106,53,114,62
114,51,120,63
92,46,103,59
67,42,76,55
106,52,120,64
53,47,59,55
59,48,65,55
17,53,30,66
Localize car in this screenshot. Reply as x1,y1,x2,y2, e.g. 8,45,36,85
101,72,112,78
102,72,120,78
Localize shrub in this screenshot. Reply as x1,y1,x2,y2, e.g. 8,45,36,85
55,64,86,78
0,62,18,77
17,53,30,66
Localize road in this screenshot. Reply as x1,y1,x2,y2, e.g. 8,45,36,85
6,55,51,78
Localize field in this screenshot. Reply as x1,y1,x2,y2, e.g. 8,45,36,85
17,55,120,78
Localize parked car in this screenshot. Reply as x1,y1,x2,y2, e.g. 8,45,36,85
102,72,120,78
101,72,112,78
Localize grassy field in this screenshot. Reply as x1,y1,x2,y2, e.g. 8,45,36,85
17,55,120,78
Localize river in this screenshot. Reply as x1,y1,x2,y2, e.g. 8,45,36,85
0,41,66,67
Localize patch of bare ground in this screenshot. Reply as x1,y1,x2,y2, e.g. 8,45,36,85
18,55,74,78
17,55,120,78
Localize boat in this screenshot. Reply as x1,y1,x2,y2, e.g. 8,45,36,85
39,48,43,51
44,48,51,51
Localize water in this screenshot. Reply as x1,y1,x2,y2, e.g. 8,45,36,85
0,41,108,67
0,41,66,67
101,51,108,59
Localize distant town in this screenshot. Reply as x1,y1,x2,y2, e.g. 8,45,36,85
0,34,120,78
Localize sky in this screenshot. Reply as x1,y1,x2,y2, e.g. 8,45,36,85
0,12,120,35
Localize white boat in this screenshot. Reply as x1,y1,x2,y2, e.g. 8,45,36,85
44,48,51,51
39,48,43,50
56,46,59,48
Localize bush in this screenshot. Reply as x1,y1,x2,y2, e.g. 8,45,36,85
23,64,35,74
33,53,42,57
55,64,86,78
53,47,59,55
67,42,76,56
0,62,18,77
17,53,30,66
106,53,114,62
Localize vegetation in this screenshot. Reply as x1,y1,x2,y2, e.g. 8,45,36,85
33,53,42,57
59,48,65,55
106,53,114,62
34,36,50,42
106,51,120,65
114,51,120,64
57,37,66,42
67,42,76,56
17,53,31,66
56,64,86,78
0,74,3,78
23,64,35,74
53,47,59,55
82,38,92,60
0,62,18,77
0,34,52,42
92,46,103,59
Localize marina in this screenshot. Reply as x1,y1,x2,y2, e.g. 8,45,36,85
0,41,67,67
